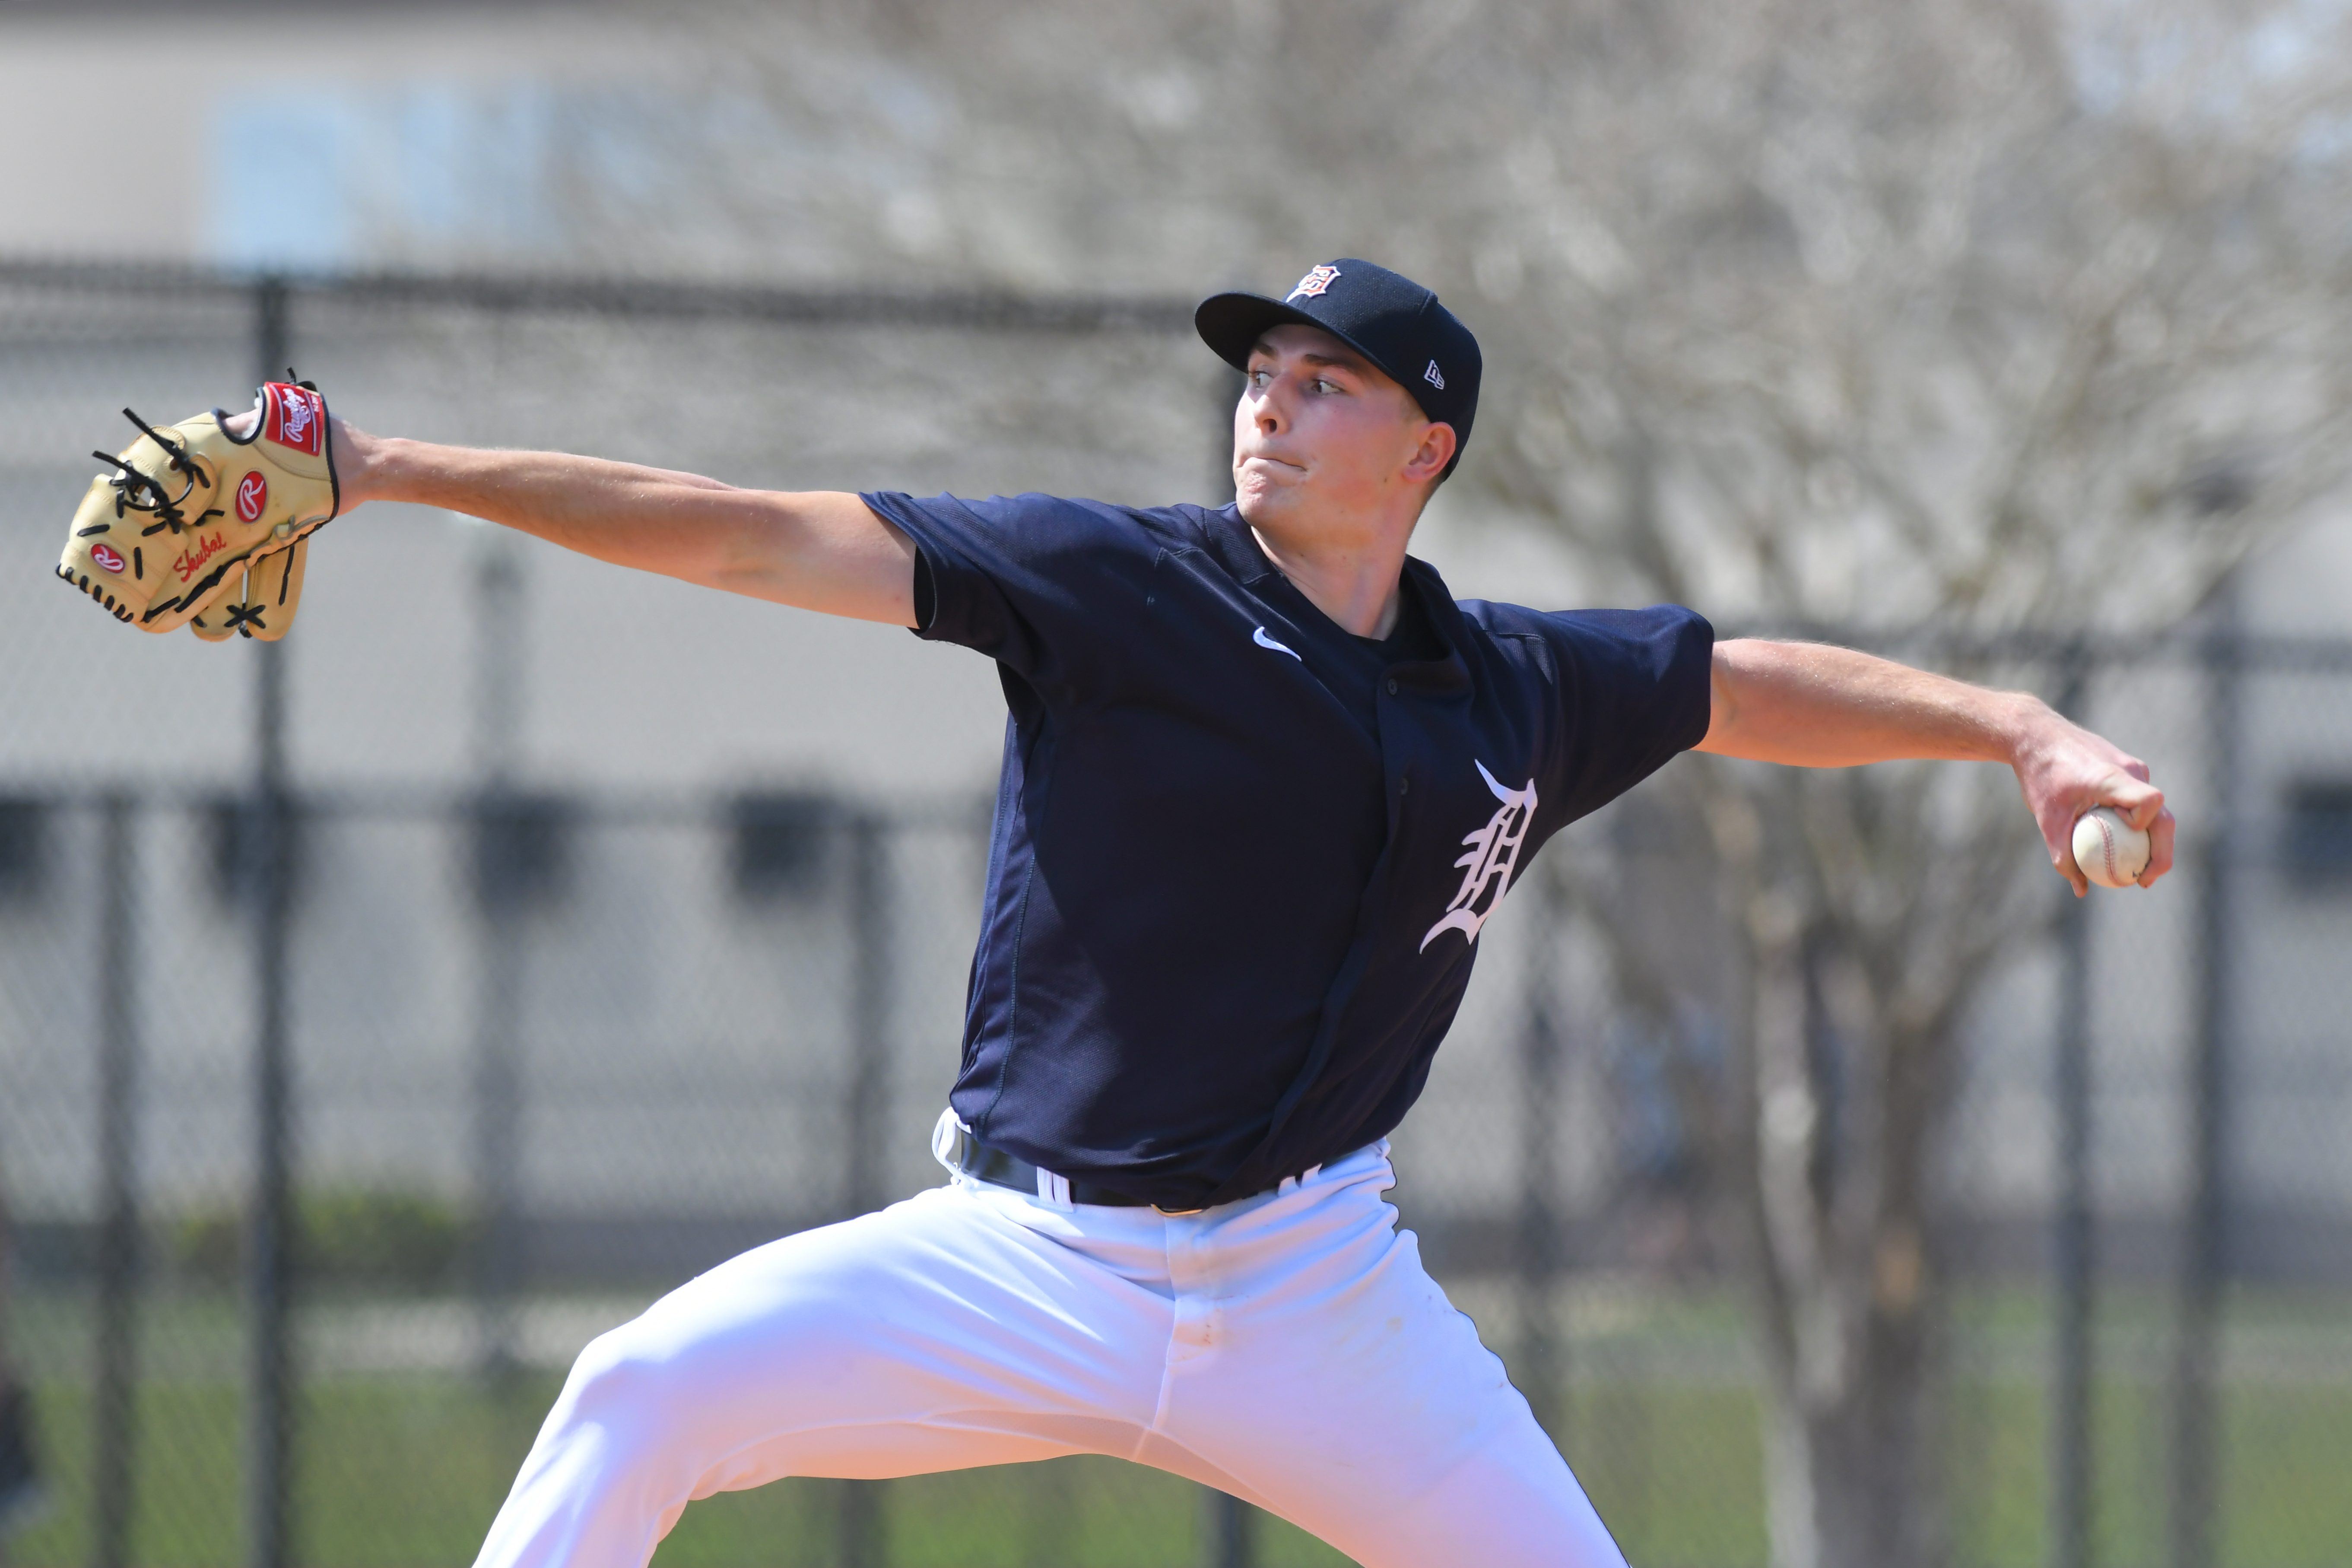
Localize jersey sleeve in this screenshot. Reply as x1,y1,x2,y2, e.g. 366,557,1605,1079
860,490,1160,692
1526,604,1715,824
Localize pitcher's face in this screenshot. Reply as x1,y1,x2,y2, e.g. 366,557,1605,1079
1232,324,1456,538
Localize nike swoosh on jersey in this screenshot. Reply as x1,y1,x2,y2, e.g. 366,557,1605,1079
1253,626,1302,661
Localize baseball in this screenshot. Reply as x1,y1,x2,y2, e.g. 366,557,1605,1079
2071,806,2151,889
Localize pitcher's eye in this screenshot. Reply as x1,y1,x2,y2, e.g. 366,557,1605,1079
1248,368,1273,389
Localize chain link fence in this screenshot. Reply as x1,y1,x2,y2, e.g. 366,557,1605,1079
0,263,2347,1568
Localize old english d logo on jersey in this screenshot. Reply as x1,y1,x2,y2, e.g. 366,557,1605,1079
1420,761,1539,951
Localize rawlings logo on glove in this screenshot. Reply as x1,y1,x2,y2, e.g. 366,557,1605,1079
265,381,324,453
56,378,339,641
234,472,269,523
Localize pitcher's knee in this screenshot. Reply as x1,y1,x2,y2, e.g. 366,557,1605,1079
557,1319,694,1450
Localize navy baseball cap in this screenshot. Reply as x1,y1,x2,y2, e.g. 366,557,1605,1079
1196,258,1482,476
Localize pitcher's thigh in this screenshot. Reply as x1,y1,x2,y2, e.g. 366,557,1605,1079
1168,1232,1628,1567
530,1190,1162,1490
603,1193,1160,1439
479,1193,1172,1568
1292,1407,1629,1568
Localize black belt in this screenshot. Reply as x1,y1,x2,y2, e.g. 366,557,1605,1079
939,1118,1208,1213
936,1115,1340,1216
955,1139,1171,1209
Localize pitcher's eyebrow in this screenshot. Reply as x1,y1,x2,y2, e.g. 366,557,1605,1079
1247,339,1371,374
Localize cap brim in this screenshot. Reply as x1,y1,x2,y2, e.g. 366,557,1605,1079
1194,292,1395,384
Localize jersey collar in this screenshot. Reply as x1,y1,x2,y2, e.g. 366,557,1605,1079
1200,504,1471,695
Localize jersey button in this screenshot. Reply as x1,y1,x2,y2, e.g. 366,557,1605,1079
1400,777,1411,795
1385,678,1400,696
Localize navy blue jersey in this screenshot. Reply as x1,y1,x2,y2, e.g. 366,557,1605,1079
863,492,1713,1210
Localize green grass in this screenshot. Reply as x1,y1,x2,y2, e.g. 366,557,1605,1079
1557,1384,1768,1568
2206,1383,2352,1568
3,1378,1346,1568
656,1463,1351,1567
6,1378,544,1566
6,1286,2351,1567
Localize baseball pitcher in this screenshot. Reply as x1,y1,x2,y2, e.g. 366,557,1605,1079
59,259,2174,1566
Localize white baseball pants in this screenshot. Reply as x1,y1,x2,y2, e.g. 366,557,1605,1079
472,1141,1628,1568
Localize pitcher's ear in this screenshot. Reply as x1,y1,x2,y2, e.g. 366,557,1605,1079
1406,421,1458,484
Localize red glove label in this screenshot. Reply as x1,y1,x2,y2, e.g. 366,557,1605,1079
262,382,324,456
92,542,126,574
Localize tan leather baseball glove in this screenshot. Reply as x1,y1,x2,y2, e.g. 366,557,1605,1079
57,379,338,640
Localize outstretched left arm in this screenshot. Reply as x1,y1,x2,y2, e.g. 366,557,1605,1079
1695,638,2175,896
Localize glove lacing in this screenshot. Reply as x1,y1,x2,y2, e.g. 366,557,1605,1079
89,407,221,537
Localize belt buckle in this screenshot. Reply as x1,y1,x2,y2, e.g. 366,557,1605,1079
1152,1203,1206,1216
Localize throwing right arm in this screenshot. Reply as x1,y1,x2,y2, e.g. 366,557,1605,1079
328,416,919,628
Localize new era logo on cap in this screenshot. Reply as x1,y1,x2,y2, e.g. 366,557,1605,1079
1196,257,1484,476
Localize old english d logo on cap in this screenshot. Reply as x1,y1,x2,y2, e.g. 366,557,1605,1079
1195,258,1483,476
1286,265,1342,301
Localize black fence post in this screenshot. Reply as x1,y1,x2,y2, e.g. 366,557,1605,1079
2050,648,2094,1568
1515,865,1566,1443
244,272,298,1568
93,792,140,1568
840,813,890,1568
844,814,890,1221
470,536,526,1377
2172,597,2241,1568
1209,1490,1253,1568
470,856,525,1378
1201,363,1251,1568
1211,366,1243,503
